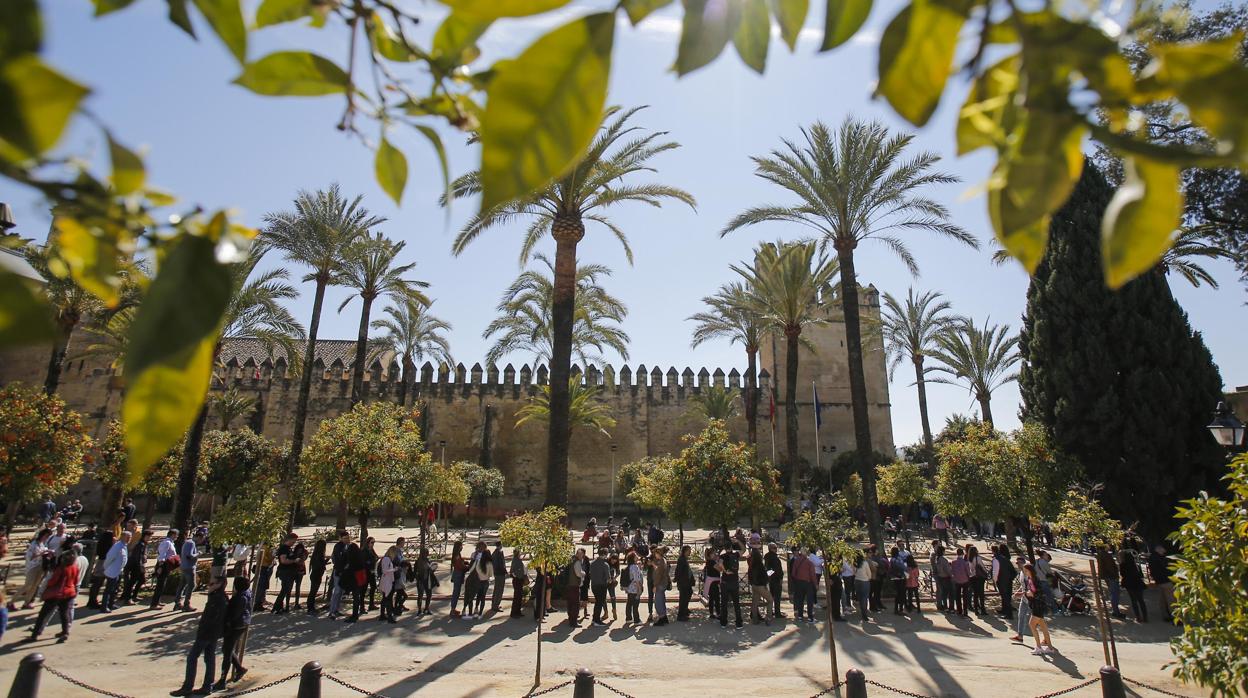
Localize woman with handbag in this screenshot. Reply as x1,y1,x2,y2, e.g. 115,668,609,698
1022,563,1055,655
378,546,399,623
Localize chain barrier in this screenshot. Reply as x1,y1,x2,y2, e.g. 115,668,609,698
1030,677,1100,698
595,678,639,698
864,679,939,698
42,666,136,698
325,673,399,698
217,673,300,696
1123,677,1198,698
806,680,844,698
524,680,574,697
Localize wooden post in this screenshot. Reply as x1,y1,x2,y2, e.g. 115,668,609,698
534,587,543,688
296,661,322,698
825,575,840,686
1088,560,1112,667
1088,560,1119,668
8,653,44,698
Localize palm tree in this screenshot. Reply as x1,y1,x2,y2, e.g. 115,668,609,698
927,318,1021,427
881,288,956,456
370,300,453,406
263,184,383,485
516,379,617,438
732,241,838,492
170,244,305,541
690,385,740,422
722,117,975,547
483,254,630,366
689,282,762,443
335,232,429,405
448,106,693,506
209,387,257,430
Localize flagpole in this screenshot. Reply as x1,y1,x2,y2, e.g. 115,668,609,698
812,381,823,494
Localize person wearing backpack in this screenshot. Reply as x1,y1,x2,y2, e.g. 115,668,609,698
889,547,908,615
622,552,643,624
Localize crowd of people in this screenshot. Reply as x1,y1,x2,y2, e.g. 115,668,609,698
0,505,1180,694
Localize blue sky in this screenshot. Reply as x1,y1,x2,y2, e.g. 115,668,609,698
2,0,1243,448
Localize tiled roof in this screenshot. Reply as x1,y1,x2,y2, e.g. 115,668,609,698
219,337,392,369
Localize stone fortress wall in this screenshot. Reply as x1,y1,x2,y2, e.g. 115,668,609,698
0,287,895,516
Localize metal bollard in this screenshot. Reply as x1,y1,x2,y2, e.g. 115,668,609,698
1099,665,1126,698
572,668,595,698
296,661,322,698
8,654,44,698
845,668,868,698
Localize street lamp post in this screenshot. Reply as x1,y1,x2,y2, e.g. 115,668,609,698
610,443,618,517
1206,401,1246,449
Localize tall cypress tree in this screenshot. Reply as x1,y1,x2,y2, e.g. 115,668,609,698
1019,163,1225,539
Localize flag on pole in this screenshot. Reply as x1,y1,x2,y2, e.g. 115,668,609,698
813,384,822,428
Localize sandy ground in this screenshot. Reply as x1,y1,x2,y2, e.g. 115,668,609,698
0,524,1207,698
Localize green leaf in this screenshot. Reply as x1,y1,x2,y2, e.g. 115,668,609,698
734,0,770,73
233,51,350,96
123,234,232,472
1101,157,1183,288
770,0,809,51
820,0,870,51
370,12,420,62
441,0,571,20
375,137,408,205
92,0,138,15
0,0,41,60
192,0,247,63
0,56,89,158
1150,37,1248,161
876,0,967,126
255,0,310,27
622,0,674,25
54,216,125,306
0,271,55,348
479,12,615,211
956,54,1020,155
676,0,743,76
415,124,451,207
108,134,145,196
433,12,492,65
988,112,1085,273
166,0,196,36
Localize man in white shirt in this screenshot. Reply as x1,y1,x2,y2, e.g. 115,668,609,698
46,523,67,556
69,542,90,623
150,529,178,610
101,531,131,612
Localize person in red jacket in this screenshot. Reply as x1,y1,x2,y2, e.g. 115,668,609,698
28,551,79,643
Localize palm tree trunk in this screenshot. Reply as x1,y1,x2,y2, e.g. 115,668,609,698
784,327,800,494
43,323,73,395
398,358,412,407
835,246,883,550
544,219,583,507
173,403,209,545
914,357,934,455
978,393,994,427
746,346,758,445
287,277,327,525
349,295,375,405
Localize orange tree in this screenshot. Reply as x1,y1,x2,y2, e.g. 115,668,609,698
95,419,180,522
0,383,91,528
633,420,782,542
198,428,284,503
301,401,431,540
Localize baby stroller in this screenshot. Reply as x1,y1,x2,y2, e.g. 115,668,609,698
1056,573,1091,615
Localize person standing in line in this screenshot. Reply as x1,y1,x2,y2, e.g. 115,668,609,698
853,552,873,622
121,529,151,604
606,551,620,621
563,553,585,628
1120,549,1149,623
993,544,1017,619
869,545,888,612
490,542,508,613
791,548,816,622
933,514,949,544
363,537,380,612
1009,555,1032,643
100,530,130,612
306,539,328,615
674,545,694,621
327,531,350,619
25,549,78,643
121,498,137,523
471,543,491,617
510,549,528,618
1021,563,1055,656
764,543,785,619
747,546,773,625
68,542,89,625
378,545,399,623
968,545,989,614
272,533,300,614
622,552,643,625
463,544,483,620
170,577,227,696
651,546,671,626
950,548,971,617
414,547,435,615
808,547,824,610
175,531,204,612
1147,544,1175,623
20,529,52,609
718,545,742,628
840,554,855,613
890,547,908,615
448,541,467,618
218,576,252,690
589,548,612,625
39,497,57,526
1035,551,1060,613
290,538,308,611
904,555,921,613
252,542,275,613
343,541,367,623
532,563,548,622
1095,544,1123,619
46,523,67,558
703,549,721,622
150,529,178,609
